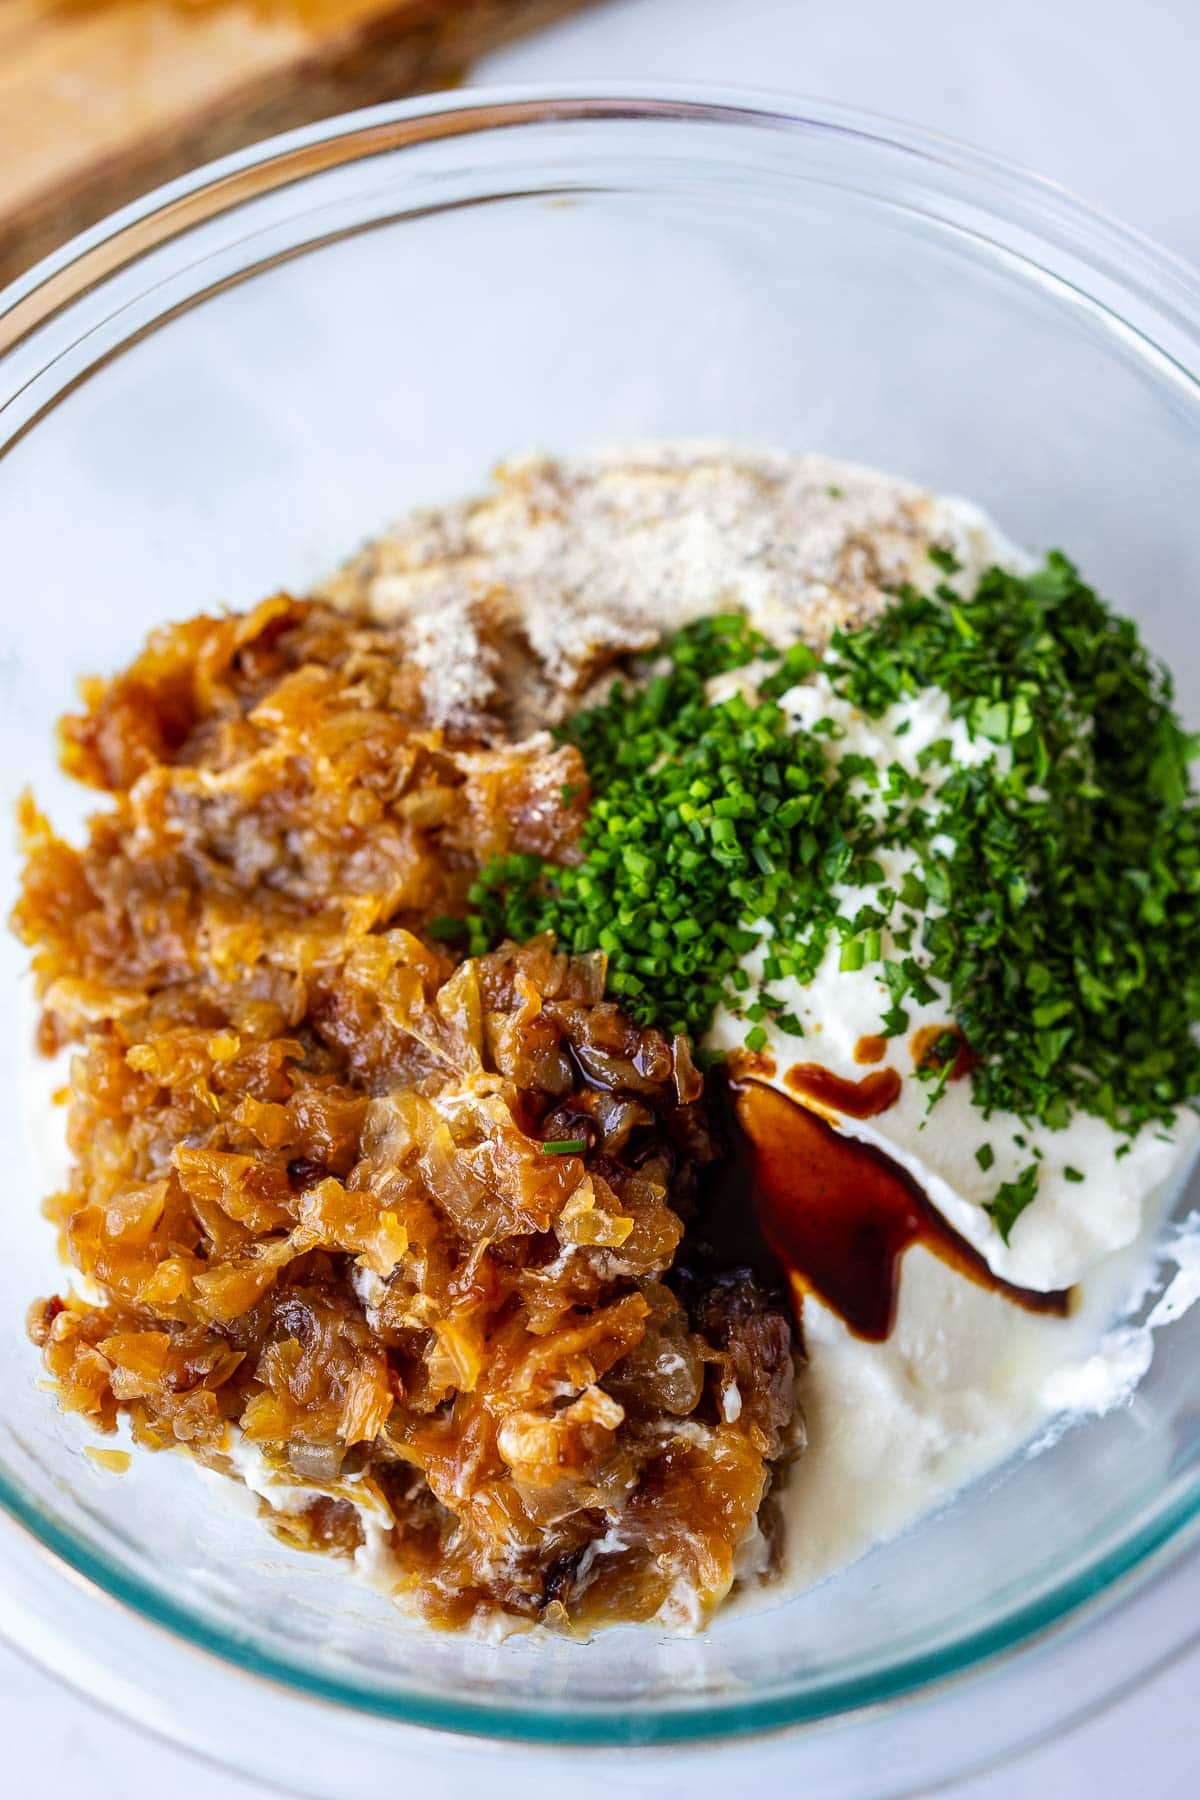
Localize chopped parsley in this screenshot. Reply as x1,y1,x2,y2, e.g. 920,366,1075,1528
830,553,1200,1134
540,1139,588,1156
927,543,961,576
984,1163,1040,1243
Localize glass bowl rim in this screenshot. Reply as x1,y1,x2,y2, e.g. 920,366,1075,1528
2,81,1199,1748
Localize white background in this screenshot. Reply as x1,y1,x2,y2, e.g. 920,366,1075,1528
4,1,1199,1794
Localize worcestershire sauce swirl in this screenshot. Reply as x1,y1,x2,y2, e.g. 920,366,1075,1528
700,1074,1072,1342
784,1061,902,1119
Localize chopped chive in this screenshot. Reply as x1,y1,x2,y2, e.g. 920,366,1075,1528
425,914,467,941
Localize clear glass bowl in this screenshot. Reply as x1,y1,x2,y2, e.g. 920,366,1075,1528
1,86,1199,1767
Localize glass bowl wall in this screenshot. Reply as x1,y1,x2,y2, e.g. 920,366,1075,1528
1,89,1198,1749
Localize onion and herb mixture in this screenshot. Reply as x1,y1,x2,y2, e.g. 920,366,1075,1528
13,449,1200,1633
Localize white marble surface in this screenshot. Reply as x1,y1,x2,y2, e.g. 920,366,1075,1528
4,0,1200,1794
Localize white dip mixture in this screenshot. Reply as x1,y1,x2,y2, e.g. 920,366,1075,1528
29,444,1198,1625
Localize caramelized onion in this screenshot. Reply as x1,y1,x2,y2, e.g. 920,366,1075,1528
15,601,803,1630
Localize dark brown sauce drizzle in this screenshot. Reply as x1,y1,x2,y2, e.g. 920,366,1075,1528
699,1075,1072,1342
854,1034,888,1066
538,1042,804,1353
784,1061,902,1120
670,1075,794,1326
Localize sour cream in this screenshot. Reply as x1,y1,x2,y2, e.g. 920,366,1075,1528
778,1225,1154,1592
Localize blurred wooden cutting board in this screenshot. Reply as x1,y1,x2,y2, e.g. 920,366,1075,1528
0,0,588,287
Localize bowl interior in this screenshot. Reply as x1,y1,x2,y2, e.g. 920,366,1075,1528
1,94,1199,1744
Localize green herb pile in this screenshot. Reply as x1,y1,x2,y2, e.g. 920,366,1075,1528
829,552,1200,1137
462,613,877,1045
455,552,1199,1236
